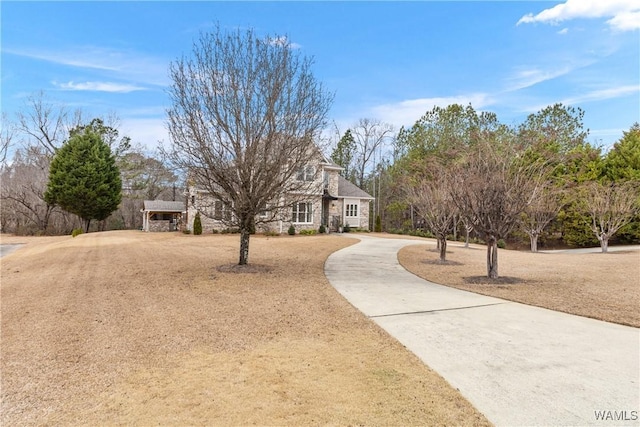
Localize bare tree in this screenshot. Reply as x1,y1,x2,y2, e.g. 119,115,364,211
0,113,16,164
351,118,394,189
16,91,77,156
582,181,640,252
166,27,332,265
1,146,58,233
450,130,541,278
405,163,456,262
519,185,564,252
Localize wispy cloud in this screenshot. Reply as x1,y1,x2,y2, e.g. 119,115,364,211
53,80,146,93
521,84,640,113
517,0,640,31
5,46,169,86
558,28,569,35
506,66,574,91
370,93,493,129
562,84,640,105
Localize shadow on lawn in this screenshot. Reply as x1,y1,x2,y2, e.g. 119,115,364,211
463,276,527,285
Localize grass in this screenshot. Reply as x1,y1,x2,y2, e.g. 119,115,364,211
397,238,640,327
1,231,490,426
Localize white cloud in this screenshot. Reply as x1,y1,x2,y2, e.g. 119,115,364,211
558,28,569,35
370,93,493,129
54,81,145,93
517,0,640,31
607,10,640,31
267,36,302,49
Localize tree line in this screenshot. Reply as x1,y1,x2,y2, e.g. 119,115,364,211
1,92,179,235
331,104,640,277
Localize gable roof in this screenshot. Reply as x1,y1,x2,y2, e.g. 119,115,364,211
143,200,186,212
337,175,374,199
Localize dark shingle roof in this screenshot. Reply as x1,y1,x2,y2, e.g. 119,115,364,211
337,175,374,199
143,200,186,212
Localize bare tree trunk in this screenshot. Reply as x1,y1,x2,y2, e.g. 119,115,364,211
439,236,447,262
487,237,499,279
84,218,91,233
452,217,457,241
600,235,609,253
239,228,250,265
529,232,539,252
464,226,470,248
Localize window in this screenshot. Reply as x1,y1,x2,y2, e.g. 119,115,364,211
258,204,270,218
213,200,231,221
292,202,313,223
296,165,315,181
213,200,223,220
346,203,358,217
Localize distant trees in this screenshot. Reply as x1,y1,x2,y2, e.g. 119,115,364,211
330,129,356,182
449,131,543,278
582,181,640,252
1,92,82,234
1,91,177,235
166,27,332,265
350,118,394,189
389,103,640,278
604,123,640,181
45,127,122,232
519,185,564,252
405,163,455,262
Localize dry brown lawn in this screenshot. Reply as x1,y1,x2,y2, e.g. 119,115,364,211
1,231,490,426
397,238,640,327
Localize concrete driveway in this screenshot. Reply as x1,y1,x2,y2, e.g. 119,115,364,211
325,235,639,426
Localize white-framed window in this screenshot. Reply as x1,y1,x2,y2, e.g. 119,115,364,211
258,204,270,218
292,202,313,223
296,165,315,181
346,203,358,217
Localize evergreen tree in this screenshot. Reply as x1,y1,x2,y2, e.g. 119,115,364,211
45,128,122,232
193,211,203,235
604,123,640,181
331,129,356,182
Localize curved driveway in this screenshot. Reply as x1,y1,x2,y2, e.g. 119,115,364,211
325,235,639,427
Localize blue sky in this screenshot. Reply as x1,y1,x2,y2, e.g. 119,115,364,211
1,1,639,155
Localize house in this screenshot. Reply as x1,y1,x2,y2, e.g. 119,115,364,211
186,156,373,234
141,200,186,232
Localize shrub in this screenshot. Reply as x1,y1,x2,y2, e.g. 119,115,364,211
182,229,191,234
318,224,326,234
71,228,83,238
343,224,351,233
288,224,296,235
263,230,280,237
374,215,382,232
497,239,506,249
300,229,317,235
193,212,203,235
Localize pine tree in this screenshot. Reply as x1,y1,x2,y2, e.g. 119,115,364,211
45,129,121,232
